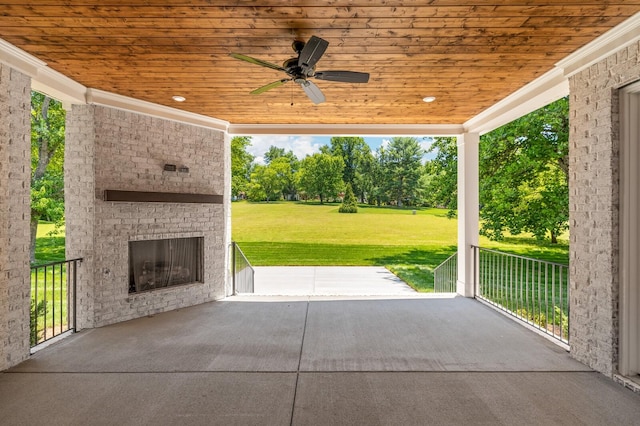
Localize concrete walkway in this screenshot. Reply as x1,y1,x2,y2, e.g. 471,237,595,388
2,295,640,425
253,266,418,296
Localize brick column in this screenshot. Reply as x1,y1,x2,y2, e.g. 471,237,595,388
0,64,32,370
568,41,640,376
64,104,96,330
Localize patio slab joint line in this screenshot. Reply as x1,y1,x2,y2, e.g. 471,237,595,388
290,298,310,426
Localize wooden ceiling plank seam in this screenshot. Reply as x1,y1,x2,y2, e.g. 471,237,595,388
3,5,639,19
5,16,629,29
1,1,636,4
0,26,615,38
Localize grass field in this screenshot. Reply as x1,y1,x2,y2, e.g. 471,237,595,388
35,222,65,264
232,201,569,292
32,222,69,345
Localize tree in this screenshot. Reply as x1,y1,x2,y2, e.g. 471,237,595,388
30,92,66,263
231,136,254,198
368,146,390,206
479,97,569,243
263,146,286,164
423,137,458,216
378,137,424,207
327,137,370,199
246,157,291,202
339,183,358,213
354,148,376,203
262,145,299,200
297,153,344,204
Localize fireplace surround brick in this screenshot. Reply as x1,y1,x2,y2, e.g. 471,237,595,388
66,104,227,329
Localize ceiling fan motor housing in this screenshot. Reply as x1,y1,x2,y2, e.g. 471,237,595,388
283,57,313,78
283,57,299,71
292,40,306,53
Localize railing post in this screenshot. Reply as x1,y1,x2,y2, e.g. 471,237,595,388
73,259,78,332
473,245,478,296
231,241,237,296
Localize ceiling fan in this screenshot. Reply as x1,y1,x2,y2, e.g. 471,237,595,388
229,36,370,104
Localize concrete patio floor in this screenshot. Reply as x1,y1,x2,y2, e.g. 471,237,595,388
2,291,640,425
252,266,418,296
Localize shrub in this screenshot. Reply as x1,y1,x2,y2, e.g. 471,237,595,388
339,183,358,213
552,305,569,339
515,308,547,328
30,299,47,346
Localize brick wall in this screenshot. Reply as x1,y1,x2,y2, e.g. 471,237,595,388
569,41,640,376
65,105,96,329
66,105,226,328
0,64,31,370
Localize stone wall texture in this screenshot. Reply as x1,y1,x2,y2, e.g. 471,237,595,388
65,105,226,328
0,64,31,370
569,41,640,376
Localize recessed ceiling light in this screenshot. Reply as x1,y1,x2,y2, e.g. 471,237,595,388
422,96,436,103
172,95,186,102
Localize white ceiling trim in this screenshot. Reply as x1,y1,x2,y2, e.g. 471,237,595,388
557,11,640,78
0,38,45,75
0,38,229,132
227,123,464,137
86,89,229,132
463,68,569,135
465,12,640,135
0,38,85,107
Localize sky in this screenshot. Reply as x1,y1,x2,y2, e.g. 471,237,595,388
247,135,436,164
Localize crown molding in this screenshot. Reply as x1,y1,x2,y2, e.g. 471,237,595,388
557,12,640,78
0,38,45,74
228,123,464,136
463,67,569,135
0,38,86,107
0,37,228,131
86,89,229,132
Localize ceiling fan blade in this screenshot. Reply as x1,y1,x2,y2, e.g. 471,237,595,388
314,70,370,83
229,53,286,72
250,79,290,95
299,80,325,104
298,36,329,73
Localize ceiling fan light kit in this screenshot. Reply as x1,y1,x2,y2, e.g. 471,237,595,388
229,36,369,105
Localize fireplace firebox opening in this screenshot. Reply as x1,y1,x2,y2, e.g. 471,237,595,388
129,237,204,294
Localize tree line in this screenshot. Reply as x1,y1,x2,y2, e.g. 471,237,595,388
232,97,569,243
233,136,428,207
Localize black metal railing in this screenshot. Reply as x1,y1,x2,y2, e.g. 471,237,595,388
231,242,254,294
473,246,569,345
30,258,82,348
433,252,457,292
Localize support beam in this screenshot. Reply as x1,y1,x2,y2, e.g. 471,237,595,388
457,133,479,297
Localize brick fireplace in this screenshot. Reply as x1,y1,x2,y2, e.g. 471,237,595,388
65,104,228,329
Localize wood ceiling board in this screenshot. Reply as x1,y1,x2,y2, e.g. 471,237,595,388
0,1,637,126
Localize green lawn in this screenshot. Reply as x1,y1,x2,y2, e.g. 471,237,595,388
232,201,569,292
35,222,65,264
32,222,69,345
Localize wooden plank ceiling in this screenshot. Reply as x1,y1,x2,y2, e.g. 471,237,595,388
0,1,639,125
